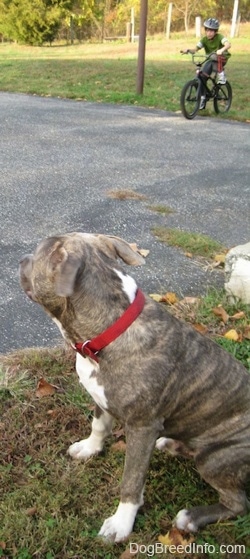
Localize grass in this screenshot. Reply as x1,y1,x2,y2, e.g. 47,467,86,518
147,205,175,216
0,24,250,121
106,189,147,200
0,291,250,559
151,226,225,258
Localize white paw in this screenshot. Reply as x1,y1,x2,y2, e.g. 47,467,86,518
174,509,198,532
155,437,178,455
98,502,140,542
68,437,102,460
156,437,170,450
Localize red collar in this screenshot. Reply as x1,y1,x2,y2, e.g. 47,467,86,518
75,289,145,363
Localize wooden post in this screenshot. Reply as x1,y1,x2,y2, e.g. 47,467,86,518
166,3,172,39
231,0,239,38
131,8,135,43
136,0,148,95
195,16,201,38
126,22,132,42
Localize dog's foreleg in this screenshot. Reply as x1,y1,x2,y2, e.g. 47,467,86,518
99,423,160,542
68,406,113,460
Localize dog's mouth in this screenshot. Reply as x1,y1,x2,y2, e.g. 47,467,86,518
19,255,37,302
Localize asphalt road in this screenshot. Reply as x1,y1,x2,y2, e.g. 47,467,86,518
1,92,249,353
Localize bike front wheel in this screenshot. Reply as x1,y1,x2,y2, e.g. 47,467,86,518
180,79,201,119
213,81,232,114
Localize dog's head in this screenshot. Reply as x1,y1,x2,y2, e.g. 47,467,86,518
19,233,145,314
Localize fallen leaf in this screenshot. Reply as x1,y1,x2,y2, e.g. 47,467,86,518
161,292,179,305
184,252,193,258
111,440,126,453
0,542,6,550
35,378,57,398
212,306,229,324
230,311,245,320
192,323,208,334
180,296,201,306
25,506,37,516
214,253,226,264
138,248,150,258
119,547,138,558
149,293,164,302
113,427,125,439
129,243,148,258
47,409,59,417
224,329,239,341
243,326,250,340
158,527,194,548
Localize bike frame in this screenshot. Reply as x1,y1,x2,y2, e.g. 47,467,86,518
192,54,221,100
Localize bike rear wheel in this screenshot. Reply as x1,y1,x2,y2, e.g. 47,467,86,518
213,81,232,114
180,79,201,119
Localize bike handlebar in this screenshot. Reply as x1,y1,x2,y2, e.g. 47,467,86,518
180,50,222,66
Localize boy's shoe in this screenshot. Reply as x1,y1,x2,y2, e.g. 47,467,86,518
217,71,226,84
199,96,206,109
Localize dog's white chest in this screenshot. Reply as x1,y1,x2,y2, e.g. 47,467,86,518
76,353,108,410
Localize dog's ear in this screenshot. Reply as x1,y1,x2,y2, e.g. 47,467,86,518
103,235,145,266
49,242,81,297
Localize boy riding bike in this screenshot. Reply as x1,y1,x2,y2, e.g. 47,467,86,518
182,18,231,109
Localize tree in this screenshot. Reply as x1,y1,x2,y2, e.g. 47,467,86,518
0,0,71,44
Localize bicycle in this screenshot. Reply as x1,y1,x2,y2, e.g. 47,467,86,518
180,52,232,120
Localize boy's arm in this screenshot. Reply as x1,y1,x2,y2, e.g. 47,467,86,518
182,38,204,55
182,46,200,54
217,39,231,56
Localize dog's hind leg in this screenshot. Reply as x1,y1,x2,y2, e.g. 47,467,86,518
99,422,161,542
175,445,250,532
68,405,113,460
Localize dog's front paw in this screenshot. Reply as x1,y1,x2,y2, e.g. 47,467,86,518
98,514,131,543
68,437,102,460
98,502,139,542
174,509,198,532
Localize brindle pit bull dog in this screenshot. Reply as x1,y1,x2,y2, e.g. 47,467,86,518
19,232,250,542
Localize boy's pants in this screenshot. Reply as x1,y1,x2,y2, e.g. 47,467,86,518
201,54,227,95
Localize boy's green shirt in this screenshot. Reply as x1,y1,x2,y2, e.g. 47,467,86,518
197,33,231,57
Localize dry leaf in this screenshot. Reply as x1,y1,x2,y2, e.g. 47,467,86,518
111,440,126,453
192,323,208,334
224,329,239,341
243,326,250,340
230,311,245,320
119,547,138,558
180,296,201,306
0,542,6,550
25,506,37,516
184,252,193,258
138,248,149,258
35,378,57,398
212,306,229,324
214,253,226,264
162,292,179,305
158,527,194,548
47,409,59,417
113,427,125,439
129,243,148,258
149,293,163,302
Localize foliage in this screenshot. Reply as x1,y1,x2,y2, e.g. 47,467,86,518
0,0,249,44
0,0,66,45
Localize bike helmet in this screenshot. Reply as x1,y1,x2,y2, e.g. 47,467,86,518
204,18,220,30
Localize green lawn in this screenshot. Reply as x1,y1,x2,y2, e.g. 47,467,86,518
0,25,249,121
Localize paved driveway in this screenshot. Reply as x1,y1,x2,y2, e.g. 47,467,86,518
1,92,249,353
